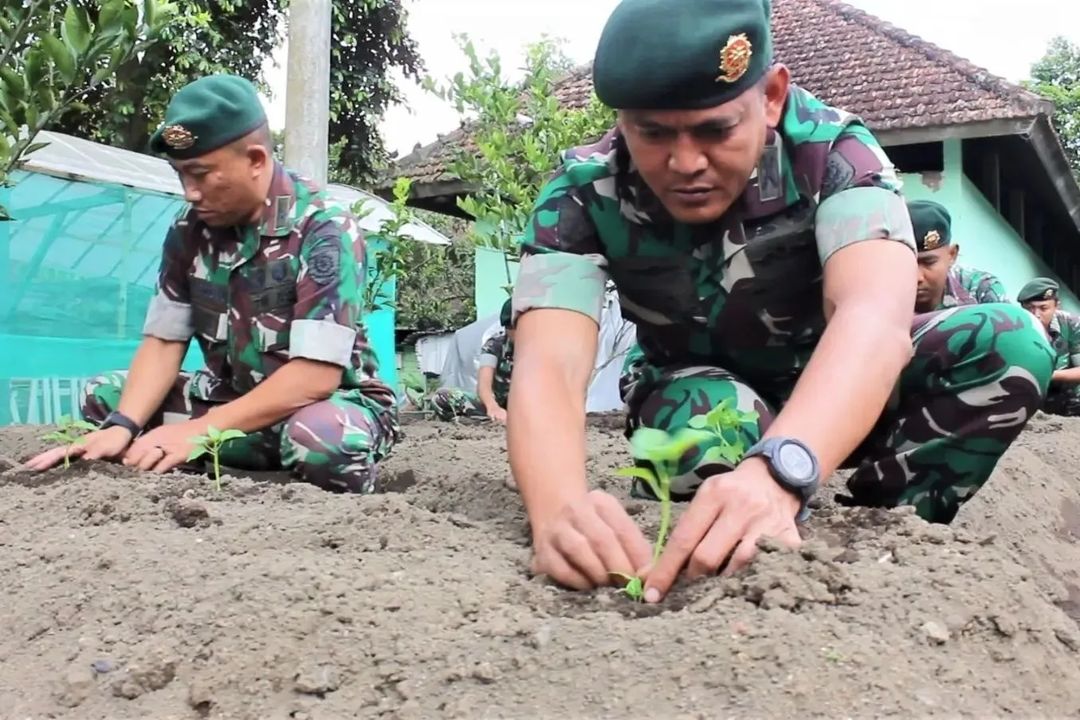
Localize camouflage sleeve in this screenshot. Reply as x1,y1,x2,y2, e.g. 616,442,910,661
513,168,609,326
1068,314,1080,368
142,216,195,342
478,332,505,368
975,271,1007,304
813,125,916,264
289,215,361,367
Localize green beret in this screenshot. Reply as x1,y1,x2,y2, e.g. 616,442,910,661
149,74,267,159
908,200,952,252
593,0,773,110
1017,277,1060,303
500,299,513,327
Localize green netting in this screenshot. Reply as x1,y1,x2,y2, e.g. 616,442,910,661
0,169,206,425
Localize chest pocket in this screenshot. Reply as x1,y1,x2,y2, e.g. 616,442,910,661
190,277,229,343
247,258,298,353
606,254,701,327
720,203,824,349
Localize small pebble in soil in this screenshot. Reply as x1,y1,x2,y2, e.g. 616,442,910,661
293,663,340,696
168,498,211,528
920,620,950,645
91,659,115,674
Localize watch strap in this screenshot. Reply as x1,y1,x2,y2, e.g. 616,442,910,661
101,411,142,437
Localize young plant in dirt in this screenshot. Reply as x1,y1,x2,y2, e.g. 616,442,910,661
611,400,759,601
188,426,247,492
41,415,98,469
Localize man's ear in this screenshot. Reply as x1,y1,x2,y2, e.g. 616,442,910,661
246,144,271,177
762,64,790,128
948,244,959,262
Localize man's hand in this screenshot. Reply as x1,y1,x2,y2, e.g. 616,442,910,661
531,490,653,590
122,420,205,473
23,426,134,471
643,458,802,603
487,406,508,425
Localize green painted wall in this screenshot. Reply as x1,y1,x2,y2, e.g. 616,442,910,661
474,247,518,318
897,139,1080,313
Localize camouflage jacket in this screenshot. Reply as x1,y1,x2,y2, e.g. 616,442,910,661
936,265,1007,310
142,163,393,408
1048,310,1080,371
514,85,915,401
478,330,514,408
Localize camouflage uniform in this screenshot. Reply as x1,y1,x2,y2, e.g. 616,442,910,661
514,85,1054,524
936,265,1006,310
82,164,399,493
429,331,514,420
1044,309,1080,416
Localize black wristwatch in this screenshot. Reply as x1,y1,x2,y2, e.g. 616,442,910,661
100,411,142,438
743,437,820,522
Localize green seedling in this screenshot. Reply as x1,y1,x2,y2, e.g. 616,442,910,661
686,398,759,465
613,426,712,600
41,415,98,469
611,399,760,602
188,426,247,491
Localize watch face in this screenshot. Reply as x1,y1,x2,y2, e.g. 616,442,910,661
777,441,816,484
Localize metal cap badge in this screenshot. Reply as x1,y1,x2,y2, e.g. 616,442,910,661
717,33,753,83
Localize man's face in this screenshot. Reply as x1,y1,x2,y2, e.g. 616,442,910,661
915,245,958,311
171,142,269,227
1023,299,1059,328
618,66,790,225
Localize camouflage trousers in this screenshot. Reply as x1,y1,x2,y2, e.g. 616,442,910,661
81,370,398,494
621,304,1055,524
427,388,490,421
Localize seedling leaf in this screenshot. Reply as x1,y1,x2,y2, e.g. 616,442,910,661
217,429,246,442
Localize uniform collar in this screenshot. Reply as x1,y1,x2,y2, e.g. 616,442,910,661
1049,311,1064,338
257,162,297,238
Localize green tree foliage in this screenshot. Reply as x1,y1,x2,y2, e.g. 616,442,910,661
0,0,174,219
44,0,421,183
423,36,616,271
1028,36,1080,178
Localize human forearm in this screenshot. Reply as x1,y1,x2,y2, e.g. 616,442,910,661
476,367,499,411
1052,367,1080,384
202,359,340,433
763,305,912,477
117,337,189,426
508,365,589,533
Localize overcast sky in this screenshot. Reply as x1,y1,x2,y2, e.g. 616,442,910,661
262,0,1079,158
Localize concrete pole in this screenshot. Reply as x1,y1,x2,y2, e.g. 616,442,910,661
283,0,332,185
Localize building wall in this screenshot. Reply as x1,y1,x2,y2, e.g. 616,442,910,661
897,139,1080,313
474,247,519,318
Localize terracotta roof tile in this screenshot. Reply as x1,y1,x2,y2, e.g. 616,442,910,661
387,0,1050,188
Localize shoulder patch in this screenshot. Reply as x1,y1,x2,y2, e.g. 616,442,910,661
308,242,341,285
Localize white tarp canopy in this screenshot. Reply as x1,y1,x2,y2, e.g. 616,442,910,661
437,289,637,413
19,131,450,245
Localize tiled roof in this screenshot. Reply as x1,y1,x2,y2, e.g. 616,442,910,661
387,0,1050,188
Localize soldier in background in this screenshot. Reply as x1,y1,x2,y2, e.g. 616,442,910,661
429,299,515,424
25,74,399,493
1019,277,1080,417
908,199,1006,313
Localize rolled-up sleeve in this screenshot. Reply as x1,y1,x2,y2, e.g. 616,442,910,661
813,130,916,264
514,170,609,326
142,220,194,342
290,216,361,367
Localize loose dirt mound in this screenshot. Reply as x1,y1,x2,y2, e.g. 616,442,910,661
1,414,1079,718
